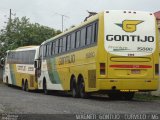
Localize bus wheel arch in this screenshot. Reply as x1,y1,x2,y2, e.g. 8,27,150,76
70,75,79,98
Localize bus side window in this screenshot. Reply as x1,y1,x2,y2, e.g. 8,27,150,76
76,31,81,48
27,51,30,63
59,38,63,53
22,52,24,63
92,22,98,43
12,52,15,64
86,25,92,45
18,52,21,64
62,36,67,52
71,32,76,49
49,43,52,56
22,51,28,64
25,51,28,64
39,46,43,58
46,45,48,57
67,35,71,51
30,50,36,64
55,40,59,54
51,42,55,55
14,52,17,64
80,27,86,47
43,45,47,57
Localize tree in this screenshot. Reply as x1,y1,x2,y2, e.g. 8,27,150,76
0,16,61,58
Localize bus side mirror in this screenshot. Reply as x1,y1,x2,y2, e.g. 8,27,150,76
0,58,4,68
34,61,38,68
1,58,4,65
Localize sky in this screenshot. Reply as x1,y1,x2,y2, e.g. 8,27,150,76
0,0,160,31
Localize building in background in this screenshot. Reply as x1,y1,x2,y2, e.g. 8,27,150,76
154,11,160,29
154,11,160,46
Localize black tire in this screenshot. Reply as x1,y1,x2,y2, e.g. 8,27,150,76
79,80,89,99
122,92,135,100
6,78,8,84
6,77,9,86
71,79,79,98
22,81,25,91
25,81,29,92
43,81,49,95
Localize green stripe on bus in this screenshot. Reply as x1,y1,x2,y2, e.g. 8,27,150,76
9,64,16,85
47,58,61,84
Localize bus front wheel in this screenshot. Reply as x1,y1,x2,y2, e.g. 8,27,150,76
43,80,49,95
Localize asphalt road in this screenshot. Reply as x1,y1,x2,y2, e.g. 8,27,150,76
0,83,160,119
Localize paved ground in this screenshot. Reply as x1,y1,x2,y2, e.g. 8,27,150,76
0,84,160,115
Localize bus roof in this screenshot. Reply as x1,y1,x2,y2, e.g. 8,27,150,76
7,46,39,52
41,10,154,45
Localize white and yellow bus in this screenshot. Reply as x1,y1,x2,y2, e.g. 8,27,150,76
34,10,159,100
3,46,39,91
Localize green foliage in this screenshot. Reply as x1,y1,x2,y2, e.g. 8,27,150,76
0,16,61,58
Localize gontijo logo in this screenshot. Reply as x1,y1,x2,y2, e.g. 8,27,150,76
106,19,154,42
116,20,143,32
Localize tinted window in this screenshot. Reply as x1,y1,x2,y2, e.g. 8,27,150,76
67,35,71,51
46,44,51,56
71,32,76,49
80,27,86,47
51,42,55,55
43,45,47,57
92,22,98,43
59,38,63,53
39,46,43,57
86,25,92,45
55,40,59,54
76,31,81,48
7,50,36,64
49,43,52,56
62,37,67,52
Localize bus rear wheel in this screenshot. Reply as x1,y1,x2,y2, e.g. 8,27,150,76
71,79,79,98
22,81,25,91
79,79,89,99
25,81,29,92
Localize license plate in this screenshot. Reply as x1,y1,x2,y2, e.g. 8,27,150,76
131,69,140,74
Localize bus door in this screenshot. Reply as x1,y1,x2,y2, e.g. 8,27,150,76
34,58,41,78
